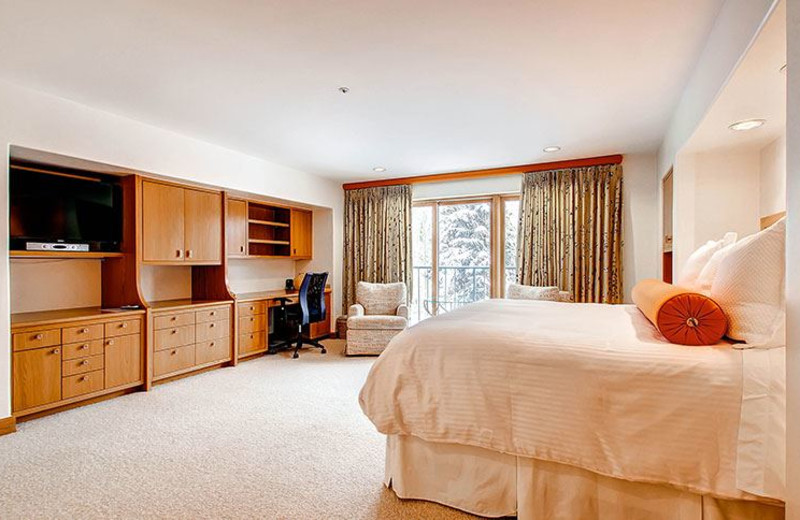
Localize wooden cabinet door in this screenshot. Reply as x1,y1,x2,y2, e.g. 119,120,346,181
13,347,61,411
104,334,142,389
290,209,313,258
185,188,222,264
227,199,248,257
142,181,185,262
309,292,331,339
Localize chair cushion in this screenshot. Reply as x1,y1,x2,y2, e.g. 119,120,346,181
356,281,407,316
347,315,408,331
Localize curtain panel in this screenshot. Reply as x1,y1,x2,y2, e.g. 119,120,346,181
517,164,623,304
343,185,412,312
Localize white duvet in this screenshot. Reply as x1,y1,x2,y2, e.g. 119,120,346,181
359,299,785,502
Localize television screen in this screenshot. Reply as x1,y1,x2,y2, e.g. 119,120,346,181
10,168,122,251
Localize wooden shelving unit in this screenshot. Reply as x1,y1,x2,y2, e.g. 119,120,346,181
246,202,291,257
248,219,289,227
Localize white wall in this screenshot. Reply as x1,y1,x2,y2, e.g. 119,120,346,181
657,0,777,177
0,79,344,419
784,1,799,518
760,134,788,216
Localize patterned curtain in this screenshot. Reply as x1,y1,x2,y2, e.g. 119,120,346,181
343,185,412,312
517,164,623,304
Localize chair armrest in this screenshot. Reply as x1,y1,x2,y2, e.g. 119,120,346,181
349,304,365,317
396,304,409,319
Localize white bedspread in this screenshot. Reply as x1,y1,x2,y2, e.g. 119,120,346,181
359,299,785,502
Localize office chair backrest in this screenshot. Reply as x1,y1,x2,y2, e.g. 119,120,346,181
298,272,328,326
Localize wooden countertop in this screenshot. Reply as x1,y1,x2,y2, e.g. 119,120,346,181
147,299,234,312
235,287,331,303
11,307,146,329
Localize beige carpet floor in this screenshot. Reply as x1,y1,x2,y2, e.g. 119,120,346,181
0,340,481,519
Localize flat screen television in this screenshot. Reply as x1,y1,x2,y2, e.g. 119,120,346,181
10,167,123,252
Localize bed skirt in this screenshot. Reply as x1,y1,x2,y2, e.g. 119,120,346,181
384,435,784,520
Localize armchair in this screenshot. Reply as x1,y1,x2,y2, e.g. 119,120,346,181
346,281,408,356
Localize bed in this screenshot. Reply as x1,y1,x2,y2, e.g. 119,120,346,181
359,299,786,519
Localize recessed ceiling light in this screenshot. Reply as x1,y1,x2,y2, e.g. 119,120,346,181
372,167,386,172
338,86,350,94
543,146,561,153
728,119,766,131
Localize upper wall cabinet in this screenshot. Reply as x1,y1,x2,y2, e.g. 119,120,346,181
227,199,248,257
290,209,313,259
142,180,222,265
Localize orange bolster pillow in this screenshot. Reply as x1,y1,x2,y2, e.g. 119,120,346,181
631,279,728,346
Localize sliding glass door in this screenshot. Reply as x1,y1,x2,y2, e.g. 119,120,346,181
411,195,519,323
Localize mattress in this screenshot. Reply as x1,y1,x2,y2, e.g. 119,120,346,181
359,299,785,502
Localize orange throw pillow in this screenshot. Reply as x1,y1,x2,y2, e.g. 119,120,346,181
631,279,728,346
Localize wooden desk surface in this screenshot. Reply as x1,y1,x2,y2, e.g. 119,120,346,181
147,299,234,312
235,287,332,303
11,307,146,329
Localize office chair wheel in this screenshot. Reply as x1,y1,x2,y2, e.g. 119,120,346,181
292,351,299,359
321,348,327,354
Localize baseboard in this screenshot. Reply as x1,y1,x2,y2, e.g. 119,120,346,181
0,416,17,436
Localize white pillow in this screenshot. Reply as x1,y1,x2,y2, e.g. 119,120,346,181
710,219,785,347
694,241,736,294
677,232,737,290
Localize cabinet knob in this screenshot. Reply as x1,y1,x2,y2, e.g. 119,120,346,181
210,311,216,316
210,342,215,347
120,322,128,328
80,376,88,382
34,333,43,340
240,246,245,252
210,323,215,328
170,316,177,321
186,249,193,259
249,306,254,311
249,317,254,322
80,344,89,350
171,350,177,355
80,328,89,333
81,360,89,366
52,348,60,354
176,249,182,258
106,339,115,346
171,329,177,334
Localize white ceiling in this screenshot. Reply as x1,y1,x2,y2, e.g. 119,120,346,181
0,0,725,181
684,1,786,153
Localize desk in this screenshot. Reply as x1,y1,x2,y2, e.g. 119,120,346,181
234,287,332,359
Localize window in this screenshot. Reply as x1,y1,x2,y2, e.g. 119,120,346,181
411,194,519,322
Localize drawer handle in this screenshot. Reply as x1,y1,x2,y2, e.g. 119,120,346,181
80,344,89,350
210,323,215,328
210,342,215,347
249,334,254,339
170,316,177,321
176,249,182,258
52,348,60,354
171,350,177,355
186,249,193,259
250,317,254,322
171,329,177,334
81,360,89,366
107,339,115,346
210,311,216,316
34,333,43,340
249,306,254,311
120,322,128,328
80,328,89,334
80,376,88,382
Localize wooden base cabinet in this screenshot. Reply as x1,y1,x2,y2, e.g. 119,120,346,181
11,312,145,417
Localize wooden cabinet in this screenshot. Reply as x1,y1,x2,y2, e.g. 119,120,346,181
142,181,185,263
11,312,145,416
309,291,332,339
227,199,248,257
151,303,232,380
142,180,222,265
290,209,313,259
236,301,268,358
13,347,61,411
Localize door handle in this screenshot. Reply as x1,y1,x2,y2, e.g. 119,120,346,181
186,250,193,259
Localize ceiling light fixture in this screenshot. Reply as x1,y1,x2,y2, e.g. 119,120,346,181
543,146,561,153
372,167,386,172
338,86,350,94
728,119,766,131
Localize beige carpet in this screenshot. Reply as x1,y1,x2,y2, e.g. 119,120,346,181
0,340,480,519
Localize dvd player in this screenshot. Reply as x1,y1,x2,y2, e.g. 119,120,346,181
26,242,90,252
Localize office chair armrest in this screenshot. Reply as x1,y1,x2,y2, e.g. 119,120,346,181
395,305,409,319
348,304,365,317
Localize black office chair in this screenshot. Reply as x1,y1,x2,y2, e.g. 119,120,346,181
272,272,329,359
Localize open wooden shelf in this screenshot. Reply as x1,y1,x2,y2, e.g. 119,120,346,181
248,219,289,227
10,251,125,259
248,239,290,245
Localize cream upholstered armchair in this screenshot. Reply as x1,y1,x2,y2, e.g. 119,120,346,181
346,282,408,356
507,283,572,303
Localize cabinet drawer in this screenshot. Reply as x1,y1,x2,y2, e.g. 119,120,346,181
63,370,104,399
62,354,105,377
239,332,266,355
238,301,266,317
12,329,60,352
105,319,141,337
239,314,267,334
196,306,229,323
154,312,194,330
62,339,104,360
154,324,195,351
196,337,230,365
153,344,196,377
196,319,229,342
62,323,103,344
